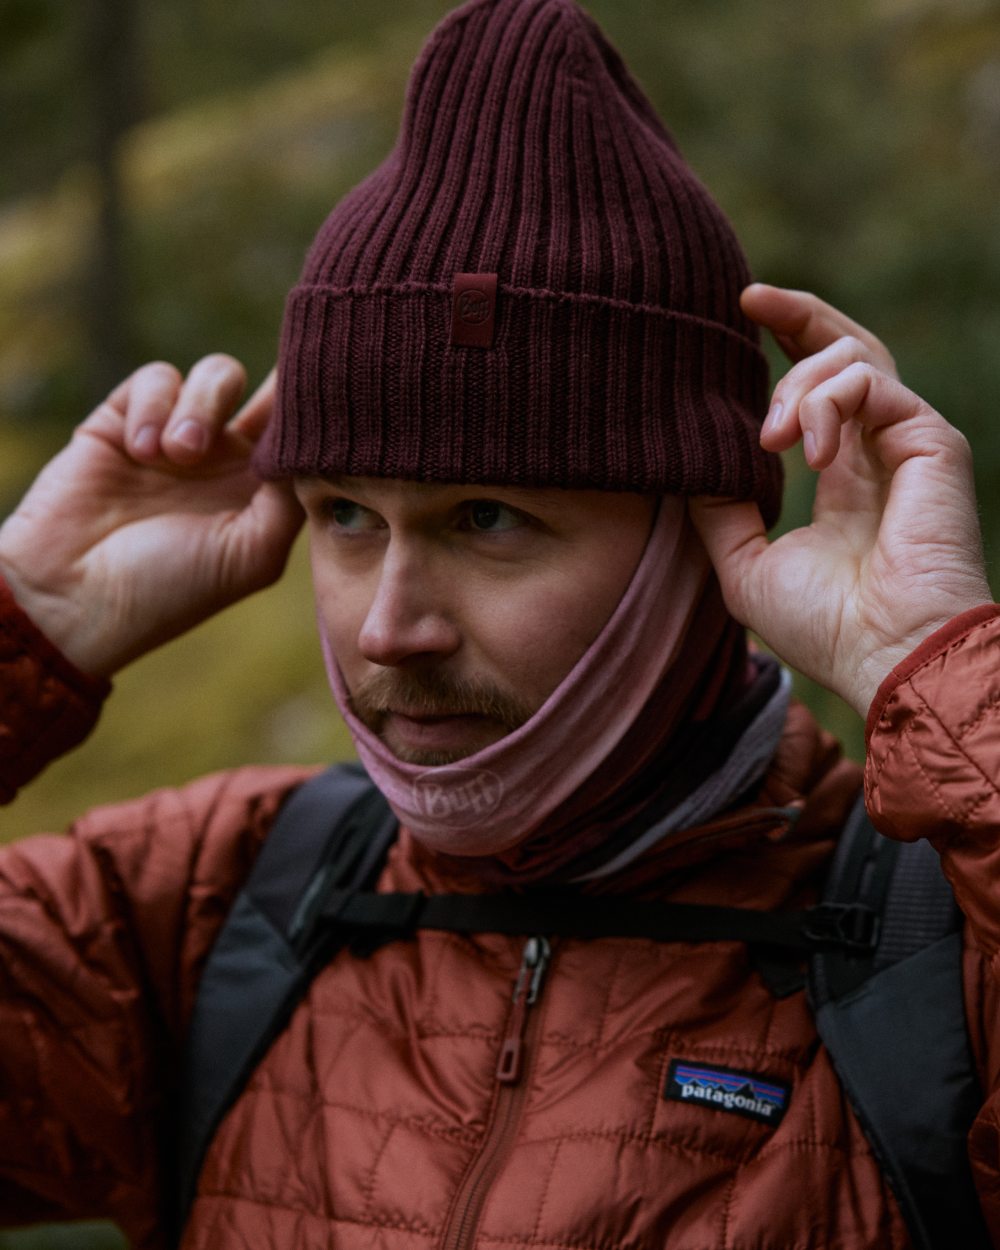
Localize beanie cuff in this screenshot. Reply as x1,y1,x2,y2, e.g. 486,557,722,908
256,281,782,526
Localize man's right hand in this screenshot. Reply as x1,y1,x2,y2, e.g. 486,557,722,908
0,356,303,677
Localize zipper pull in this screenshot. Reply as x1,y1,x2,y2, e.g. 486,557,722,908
496,936,551,1085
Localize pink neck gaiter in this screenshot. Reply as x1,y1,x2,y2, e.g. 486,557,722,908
321,498,709,858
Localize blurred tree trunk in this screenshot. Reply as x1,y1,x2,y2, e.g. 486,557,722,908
84,0,143,402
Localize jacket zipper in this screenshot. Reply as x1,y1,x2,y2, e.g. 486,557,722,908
440,936,552,1250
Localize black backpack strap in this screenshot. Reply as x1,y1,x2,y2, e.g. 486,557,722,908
174,764,396,1230
312,887,880,953
809,793,989,1250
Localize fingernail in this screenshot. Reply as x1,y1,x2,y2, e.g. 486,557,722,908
173,420,208,454
804,429,818,465
762,401,783,435
133,425,159,458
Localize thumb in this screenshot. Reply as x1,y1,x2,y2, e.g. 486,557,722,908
220,480,305,595
688,496,769,626
229,368,277,442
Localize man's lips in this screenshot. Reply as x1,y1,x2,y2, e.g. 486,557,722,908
383,709,496,751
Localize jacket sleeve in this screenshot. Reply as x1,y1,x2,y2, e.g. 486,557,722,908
0,577,110,804
864,603,1000,1231
0,772,299,1245
0,577,307,1245
864,603,1000,948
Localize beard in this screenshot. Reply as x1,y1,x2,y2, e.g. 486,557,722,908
347,667,535,765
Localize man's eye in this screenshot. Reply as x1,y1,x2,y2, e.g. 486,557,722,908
465,500,523,533
322,498,378,532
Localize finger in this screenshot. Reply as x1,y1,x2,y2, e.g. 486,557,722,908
121,365,185,467
75,367,152,446
229,368,276,442
688,497,769,626
160,355,248,466
761,335,890,454
103,373,135,415
796,363,939,472
742,284,897,376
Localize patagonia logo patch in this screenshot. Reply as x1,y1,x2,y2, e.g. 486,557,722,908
665,1060,790,1126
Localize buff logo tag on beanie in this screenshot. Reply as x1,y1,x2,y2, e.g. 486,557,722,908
452,273,498,348
664,1060,790,1126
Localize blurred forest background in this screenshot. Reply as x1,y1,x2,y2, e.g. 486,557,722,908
1,0,1000,1243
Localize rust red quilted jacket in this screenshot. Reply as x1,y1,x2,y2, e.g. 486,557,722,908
2,586,1000,1250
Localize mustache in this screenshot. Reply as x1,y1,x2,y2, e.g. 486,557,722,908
349,669,534,734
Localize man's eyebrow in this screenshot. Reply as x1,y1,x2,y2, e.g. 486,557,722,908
309,477,557,502
298,475,373,496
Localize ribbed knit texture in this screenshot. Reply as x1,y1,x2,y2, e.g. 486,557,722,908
257,0,782,526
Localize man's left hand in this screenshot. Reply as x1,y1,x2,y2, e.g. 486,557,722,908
690,284,993,718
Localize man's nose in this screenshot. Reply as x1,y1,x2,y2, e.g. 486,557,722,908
357,546,461,667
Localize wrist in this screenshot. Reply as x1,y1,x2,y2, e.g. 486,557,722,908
0,561,92,672
863,603,1000,741
0,576,111,801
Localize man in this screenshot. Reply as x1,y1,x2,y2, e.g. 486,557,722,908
0,0,996,1246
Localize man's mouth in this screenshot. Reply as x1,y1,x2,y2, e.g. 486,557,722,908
388,707,481,723
348,672,535,764
383,708,493,753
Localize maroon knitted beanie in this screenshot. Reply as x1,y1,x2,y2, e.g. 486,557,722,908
257,0,782,525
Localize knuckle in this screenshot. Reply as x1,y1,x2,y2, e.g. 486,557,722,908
92,399,121,422
843,360,876,383
130,363,183,418
774,361,806,397
127,364,182,426
940,426,974,469
837,334,866,359
186,356,248,415
842,332,899,379
797,388,818,419
190,353,246,392
77,400,120,433
799,386,834,420
193,351,242,377
140,360,183,386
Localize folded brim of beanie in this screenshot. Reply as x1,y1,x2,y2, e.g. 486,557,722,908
257,279,781,528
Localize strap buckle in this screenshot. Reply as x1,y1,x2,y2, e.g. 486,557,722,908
803,903,880,954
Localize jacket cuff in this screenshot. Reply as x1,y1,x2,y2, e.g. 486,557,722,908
864,604,1000,746
0,578,111,804
864,604,1000,843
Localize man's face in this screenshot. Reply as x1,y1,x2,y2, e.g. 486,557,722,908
295,477,656,766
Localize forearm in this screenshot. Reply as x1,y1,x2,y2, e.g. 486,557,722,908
0,576,110,804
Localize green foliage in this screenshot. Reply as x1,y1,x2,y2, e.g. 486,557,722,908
0,0,85,197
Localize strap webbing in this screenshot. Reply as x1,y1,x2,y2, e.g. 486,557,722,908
248,763,395,935
318,888,879,954
812,792,901,1002
175,765,396,1231
809,792,990,1250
